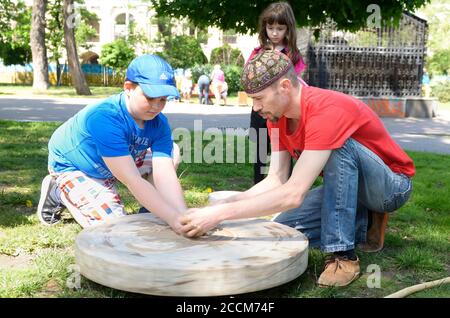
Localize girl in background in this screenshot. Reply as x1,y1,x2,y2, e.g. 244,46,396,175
210,64,226,106
248,1,308,184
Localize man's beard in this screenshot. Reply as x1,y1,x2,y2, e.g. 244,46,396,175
259,111,279,123
268,115,280,123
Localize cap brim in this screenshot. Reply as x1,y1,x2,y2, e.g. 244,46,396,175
140,83,180,99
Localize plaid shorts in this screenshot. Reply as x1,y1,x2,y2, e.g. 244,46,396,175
50,149,154,228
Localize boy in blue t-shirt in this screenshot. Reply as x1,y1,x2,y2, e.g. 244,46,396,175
37,54,187,231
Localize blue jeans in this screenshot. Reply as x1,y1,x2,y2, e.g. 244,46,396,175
273,138,413,253
198,81,210,104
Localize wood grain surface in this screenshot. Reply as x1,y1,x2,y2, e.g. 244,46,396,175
75,213,309,296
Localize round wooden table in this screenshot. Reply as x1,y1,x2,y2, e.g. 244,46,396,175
75,214,309,296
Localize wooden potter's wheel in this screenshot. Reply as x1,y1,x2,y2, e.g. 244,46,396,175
75,214,308,296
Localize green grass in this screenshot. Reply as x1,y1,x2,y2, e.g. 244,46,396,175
0,119,449,298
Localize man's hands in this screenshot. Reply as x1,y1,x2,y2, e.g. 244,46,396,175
178,206,222,238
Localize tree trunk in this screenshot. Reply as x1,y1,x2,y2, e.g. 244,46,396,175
30,0,49,91
63,0,91,95
55,60,61,86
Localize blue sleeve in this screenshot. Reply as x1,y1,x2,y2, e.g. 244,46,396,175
151,115,173,158
85,109,130,157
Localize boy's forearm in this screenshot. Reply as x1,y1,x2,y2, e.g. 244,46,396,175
151,157,187,213
153,173,187,213
127,177,180,224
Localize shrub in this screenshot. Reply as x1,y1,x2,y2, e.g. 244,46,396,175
223,64,243,94
190,64,214,84
431,81,450,103
158,35,207,69
99,39,136,72
210,44,244,67
427,49,450,76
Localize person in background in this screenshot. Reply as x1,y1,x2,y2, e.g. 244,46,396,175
197,74,210,105
422,67,431,98
181,70,193,103
210,64,225,106
219,81,228,105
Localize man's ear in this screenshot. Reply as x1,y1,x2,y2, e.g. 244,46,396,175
278,78,291,93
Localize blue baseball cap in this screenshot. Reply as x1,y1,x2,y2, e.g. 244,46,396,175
126,54,180,98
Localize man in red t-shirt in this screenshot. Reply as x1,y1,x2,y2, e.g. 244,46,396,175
179,51,414,287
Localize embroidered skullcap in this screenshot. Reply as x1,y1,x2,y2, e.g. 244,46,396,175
241,50,293,94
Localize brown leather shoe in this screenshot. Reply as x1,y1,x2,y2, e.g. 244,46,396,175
317,255,360,287
358,211,389,253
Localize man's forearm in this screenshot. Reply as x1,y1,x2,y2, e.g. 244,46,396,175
219,150,331,221
218,181,306,221
221,175,283,203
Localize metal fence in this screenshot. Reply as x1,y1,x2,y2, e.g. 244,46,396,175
306,12,428,97
0,62,122,86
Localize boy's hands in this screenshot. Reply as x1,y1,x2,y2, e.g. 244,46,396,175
178,206,222,238
166,210,189,235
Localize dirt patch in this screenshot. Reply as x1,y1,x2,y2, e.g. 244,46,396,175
37,280,62,298
0,253,33,269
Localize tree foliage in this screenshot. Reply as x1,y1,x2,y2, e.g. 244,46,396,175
222,64,243,93
75,7,99,51
47,0,100,63
99,39,136,72
415,0,450,53
415,0,450,76
0,0,98,66
157,35,207,69
46,0,65,64
427,49,450,76
0,0,31,65
150,0,430,33
431,81,450,103
75,20,98,51
210,44,244,67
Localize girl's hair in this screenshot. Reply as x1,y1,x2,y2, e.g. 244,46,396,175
258,2,301,66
